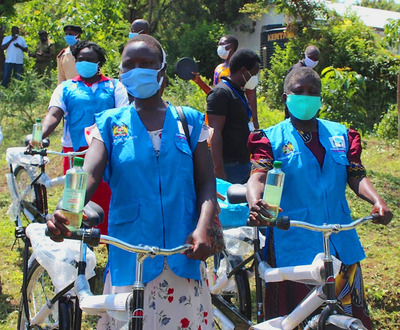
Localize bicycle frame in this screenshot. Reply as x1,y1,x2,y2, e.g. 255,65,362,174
210,215,376,330
27,226,191,330
251,215,377,330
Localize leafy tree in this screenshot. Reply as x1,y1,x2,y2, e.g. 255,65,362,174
356,0,400,12
242,0,329,35
260,3,400,132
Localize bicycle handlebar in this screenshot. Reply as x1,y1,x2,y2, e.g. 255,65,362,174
45,227,192,256
25,148,87,158
271,213,380,232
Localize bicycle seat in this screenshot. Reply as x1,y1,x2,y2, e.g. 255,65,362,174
56,200,105,228
227,184,247,204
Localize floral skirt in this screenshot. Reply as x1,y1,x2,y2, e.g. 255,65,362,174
97,259,214,330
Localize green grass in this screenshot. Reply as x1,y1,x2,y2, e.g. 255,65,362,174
0,129,398,328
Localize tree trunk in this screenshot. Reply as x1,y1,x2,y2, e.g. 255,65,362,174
148,0,153,23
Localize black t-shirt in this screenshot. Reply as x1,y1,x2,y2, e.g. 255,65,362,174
206,77,250,163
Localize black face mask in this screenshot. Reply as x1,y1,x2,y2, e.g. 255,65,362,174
40,36,47,42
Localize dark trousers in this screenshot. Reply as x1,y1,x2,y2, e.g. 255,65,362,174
2,62,23,87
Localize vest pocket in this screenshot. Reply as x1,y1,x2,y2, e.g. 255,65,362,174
329,150,349,166
110,202,141,225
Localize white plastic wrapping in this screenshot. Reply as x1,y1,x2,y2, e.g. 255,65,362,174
6,172,20,221
25,223,96,292
259,253,342,285
6,147,49,167
223,227,265,256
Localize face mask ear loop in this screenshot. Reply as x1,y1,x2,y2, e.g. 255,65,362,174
160,47,167,70
157,47,167,87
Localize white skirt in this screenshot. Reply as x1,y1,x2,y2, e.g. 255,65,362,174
97,259,214,329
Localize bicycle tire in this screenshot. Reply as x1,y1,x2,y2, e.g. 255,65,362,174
14,165,46,225
207,251,252,329
17,259,63,329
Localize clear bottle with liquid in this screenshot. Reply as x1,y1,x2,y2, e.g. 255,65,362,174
61,157,88,230
263,161,285,221
32,118,42,150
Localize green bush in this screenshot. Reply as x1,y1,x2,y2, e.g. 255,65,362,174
375,104,399,141
256,94,285,129
164,77,209,113
261,12,400,133
0,69,54,147
320,66,367,133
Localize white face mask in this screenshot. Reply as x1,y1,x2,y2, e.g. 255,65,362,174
304,54,318,68
243,70,259,90
217,44,230,60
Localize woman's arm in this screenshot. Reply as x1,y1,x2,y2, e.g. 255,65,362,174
348,176,393,225
41,106,64,140
185,140,216,261
46,138,107,240
246,171,274,226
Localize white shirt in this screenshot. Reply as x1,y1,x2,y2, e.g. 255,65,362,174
49,78,129,147
2,36,27,64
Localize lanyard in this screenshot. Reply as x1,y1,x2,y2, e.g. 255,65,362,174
222,80,252,119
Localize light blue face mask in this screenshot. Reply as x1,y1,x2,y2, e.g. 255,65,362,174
65,35,78,46
76,61,99,78
286,94,321,121
121,49,166,99
129,32,138,39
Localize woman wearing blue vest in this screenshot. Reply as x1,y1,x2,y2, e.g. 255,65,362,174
47,35,216,329
246,67,392,328
36,41,128,235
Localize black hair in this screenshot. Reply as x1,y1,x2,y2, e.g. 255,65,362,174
224,35,239,52
126,34,165,65
71,41,106,67
284,67,321,94
130,19,150,34
230,48,261,74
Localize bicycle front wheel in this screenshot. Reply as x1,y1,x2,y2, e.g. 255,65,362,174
18,259,61,329
14,165,46,225
206,251,252,329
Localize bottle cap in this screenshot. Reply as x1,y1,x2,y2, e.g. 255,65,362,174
36,118,42,123
73,157,84,167
273,161,282,169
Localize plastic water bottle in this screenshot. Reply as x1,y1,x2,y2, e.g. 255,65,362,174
263,161,285,221
61,157,88,230
32,118,42,150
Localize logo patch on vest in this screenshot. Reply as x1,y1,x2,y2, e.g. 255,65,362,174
329,136,346,150
283,142,294,155
112,124,128,137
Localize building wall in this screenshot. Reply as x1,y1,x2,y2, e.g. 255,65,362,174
230,10,286,54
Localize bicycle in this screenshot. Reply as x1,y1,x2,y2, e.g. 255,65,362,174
209,183,379,329
6,138,87,240
20,221,191,330
5,139,87,329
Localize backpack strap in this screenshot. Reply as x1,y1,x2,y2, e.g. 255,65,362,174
176,106,190,145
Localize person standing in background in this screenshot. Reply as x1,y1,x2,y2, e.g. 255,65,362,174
206,48,261,184
57,24,82,84
1,26,28,88
0,25,6,79
129,18,150,38
30,30,55,77
192,35,259,129
288,45,320,72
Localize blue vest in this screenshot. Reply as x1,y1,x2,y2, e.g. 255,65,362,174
95,104,204,286
63,79,117,151
264,119,365,267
